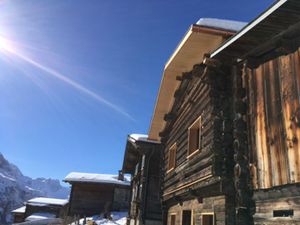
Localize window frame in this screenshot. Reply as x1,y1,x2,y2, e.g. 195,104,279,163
187,115,203,158
170,213,176,225
167,143,177,173
182,210,192,225
201,212,215,225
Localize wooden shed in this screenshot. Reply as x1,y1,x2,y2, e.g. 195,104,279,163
11,206,26,223
64,172,131,218
122,134,162,225
24,197,69,221
148,18,244,225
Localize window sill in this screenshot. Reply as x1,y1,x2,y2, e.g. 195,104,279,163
187,149,200,159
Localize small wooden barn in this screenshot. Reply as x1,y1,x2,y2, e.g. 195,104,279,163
24,197,69,221
122,134,162,225
148,18,244,225
64,172,131,218
148,0,300,225
11,206,26,223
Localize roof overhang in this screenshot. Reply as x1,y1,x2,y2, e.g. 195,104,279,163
211,0,300,62
148,25,234,141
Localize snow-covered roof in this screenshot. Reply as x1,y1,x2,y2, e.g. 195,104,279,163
25,213,56,222
128,134,160,144
196,18,247,32
11,206,26,214
64,172,130,186
20,218,63,225
27,197,68,206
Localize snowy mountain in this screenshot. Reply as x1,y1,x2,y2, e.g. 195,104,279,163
0,153,70,225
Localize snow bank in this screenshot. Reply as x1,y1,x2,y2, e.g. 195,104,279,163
71,211,127,225
27,197,68,206
196,18,247,32
128,134,160,144
64,172,130,186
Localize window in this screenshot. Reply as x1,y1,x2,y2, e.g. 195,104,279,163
168,143,177,172
188,116,203,157
202,213,214,225
170,214,176,225
182,210,191,225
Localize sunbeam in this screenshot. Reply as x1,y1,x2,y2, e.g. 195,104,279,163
0,36,135,121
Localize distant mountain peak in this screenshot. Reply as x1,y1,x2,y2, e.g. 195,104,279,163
0,152,70,225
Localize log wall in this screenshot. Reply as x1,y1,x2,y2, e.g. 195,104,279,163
69,183,129,217
167,196,226,225
162,63,232,201
245,49,300,189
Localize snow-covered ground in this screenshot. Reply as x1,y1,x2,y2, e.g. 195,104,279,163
71,212,127,225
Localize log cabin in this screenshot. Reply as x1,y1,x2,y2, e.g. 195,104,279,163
64,172,130,218
148,0,300,225
209,0,300,224
24,197,69,222
11,206,26,223
122,134,162,225
148,18,245,225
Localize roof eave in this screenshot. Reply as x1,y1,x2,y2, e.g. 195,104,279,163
148,25,233,141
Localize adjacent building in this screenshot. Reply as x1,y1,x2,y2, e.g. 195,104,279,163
122,134,162,225
24,197,69,222
64,172,130,218
11,206,26,223
148,18,245,225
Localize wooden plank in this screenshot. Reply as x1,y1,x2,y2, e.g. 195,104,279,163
255,65,272,188
264,61,289,186
278,53,300,183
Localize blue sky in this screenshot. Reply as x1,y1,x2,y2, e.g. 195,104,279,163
0,0,274,182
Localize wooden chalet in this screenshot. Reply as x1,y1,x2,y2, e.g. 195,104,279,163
149,18,244,225
64,172,131,218
148,0,300,225
11,206,26,223
24,197,69,221
122,134,162,225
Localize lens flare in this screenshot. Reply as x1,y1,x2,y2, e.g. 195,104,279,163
0,36,134,121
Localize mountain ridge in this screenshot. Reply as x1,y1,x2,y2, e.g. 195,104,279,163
0,152,70,224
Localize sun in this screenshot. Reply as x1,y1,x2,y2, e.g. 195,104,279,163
0,36,14,52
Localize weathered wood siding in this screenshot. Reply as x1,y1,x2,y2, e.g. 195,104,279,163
167,196,226,225
12,213,25,223
127,146,162,225
163,69,214,198
69,183,129,216
144,150,162,221
245,49,300,189
253,184,300,225
24,204,68,219
112,187,130,210
162,63,232,201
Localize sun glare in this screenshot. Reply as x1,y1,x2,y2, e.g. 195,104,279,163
0,36,14,53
